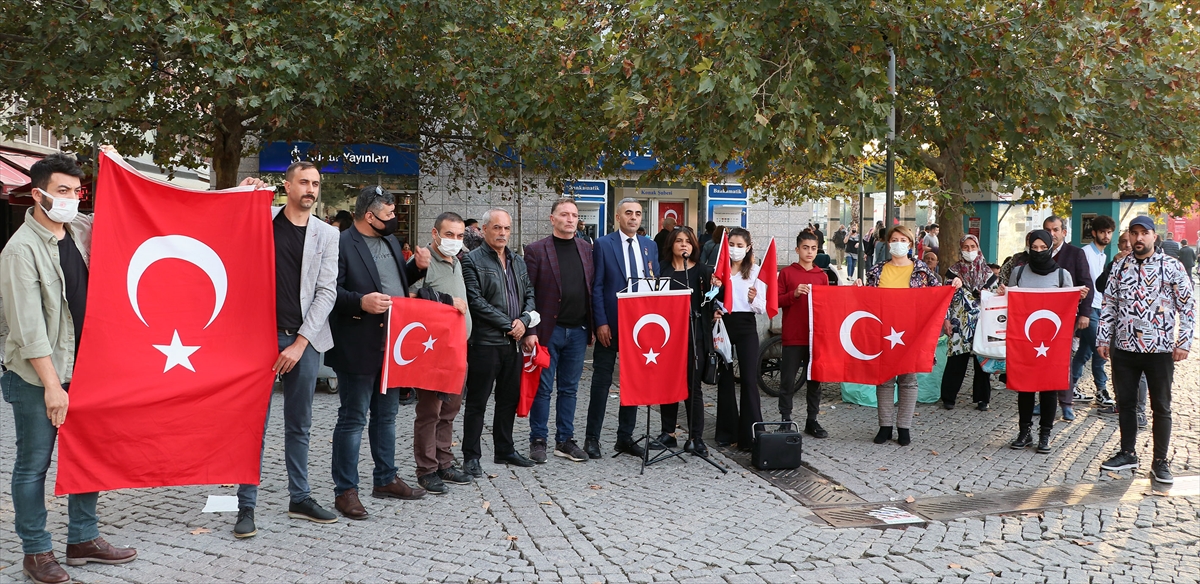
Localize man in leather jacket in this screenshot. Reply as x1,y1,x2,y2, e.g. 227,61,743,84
459,208,540,476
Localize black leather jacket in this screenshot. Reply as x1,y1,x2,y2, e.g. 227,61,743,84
461,245,537,346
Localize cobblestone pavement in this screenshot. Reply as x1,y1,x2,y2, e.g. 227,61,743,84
0,344,1196,583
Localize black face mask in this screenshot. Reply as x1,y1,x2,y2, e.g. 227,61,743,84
1027,249,1056,275
370,214,398,236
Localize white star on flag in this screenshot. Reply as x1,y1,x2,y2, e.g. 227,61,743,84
644,348,659,364
422,336,437,352
884,327,906,349
1034,343,1050,357
153,330,200,372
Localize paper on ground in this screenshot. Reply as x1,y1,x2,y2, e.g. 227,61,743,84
202,495,240,513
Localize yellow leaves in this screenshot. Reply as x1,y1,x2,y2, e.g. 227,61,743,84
691,57,713,73
754,112,771,126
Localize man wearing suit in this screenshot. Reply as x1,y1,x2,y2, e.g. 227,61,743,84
585,198,660,459
524,199,594,464
327,186,428,520
234,161,340,538
1043,215,1095,420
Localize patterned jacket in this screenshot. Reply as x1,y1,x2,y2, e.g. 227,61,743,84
865,258,941,288
1097,250,1195,353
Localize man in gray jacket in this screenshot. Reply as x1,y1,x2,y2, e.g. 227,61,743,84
235,161,340,538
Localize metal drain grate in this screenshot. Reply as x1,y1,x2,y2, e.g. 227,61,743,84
813,503,925,528
716,446,865,507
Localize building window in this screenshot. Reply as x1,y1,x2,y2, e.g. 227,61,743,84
24,121,61,150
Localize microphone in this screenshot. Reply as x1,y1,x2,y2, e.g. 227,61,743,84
682,252,690,259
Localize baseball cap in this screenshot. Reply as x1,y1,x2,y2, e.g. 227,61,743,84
1128,216,1155,232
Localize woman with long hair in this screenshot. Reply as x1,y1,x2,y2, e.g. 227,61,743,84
715,227,766,449
940,234,994,410
654,226,716,456
858,225,960,446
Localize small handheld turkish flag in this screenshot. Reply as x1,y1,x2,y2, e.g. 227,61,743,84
759,238,779,318
617,290,691,406
382,298,468,394
1005,288,1080,392
518,344,551,418
56,152,277,495
808,285,954,385
712,230,732,309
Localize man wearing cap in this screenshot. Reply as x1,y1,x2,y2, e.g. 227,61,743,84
1097,216,1194,484
326,186,430,519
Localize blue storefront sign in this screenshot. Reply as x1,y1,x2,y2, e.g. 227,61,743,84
563,180,608,197
706,183,748,228
259,142,419,175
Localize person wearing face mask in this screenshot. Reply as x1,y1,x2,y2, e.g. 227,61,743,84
326,186,432,520
714,227,767,449
406,212,473,495
1,152,139,584
940,235,993,411
523,199,595,464
857,225,958,446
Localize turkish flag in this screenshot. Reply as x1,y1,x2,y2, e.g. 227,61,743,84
1005,288,1080,392
712,231,732,309
382,298,467,394
759,238,779,318
517,344,551,418
617,290,691,406
808,285,954,385
56,153,277,495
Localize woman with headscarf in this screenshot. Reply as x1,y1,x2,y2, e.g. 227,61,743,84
1000,230,1085,454
940,234,993,411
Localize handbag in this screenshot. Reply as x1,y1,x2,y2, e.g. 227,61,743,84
703,351,719,385
972,289,1008,359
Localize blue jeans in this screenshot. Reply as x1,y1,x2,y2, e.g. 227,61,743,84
331,371,399,496
847,255,857,279
2,373,99,554
1068,308,1108,403
529,325,588,444
238,332,321,508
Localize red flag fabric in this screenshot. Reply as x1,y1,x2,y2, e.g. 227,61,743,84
517,344,551,418
712,231,732,309
382,298,468,395
1005,288,1081,392
759,238,779,319
808,285,955,385
617,290,691,406
56,153,277,495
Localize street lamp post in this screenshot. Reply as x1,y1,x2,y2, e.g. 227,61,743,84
885,45,897,229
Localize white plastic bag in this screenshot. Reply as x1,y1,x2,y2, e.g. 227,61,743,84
972,289,1008,359
712,318,733,363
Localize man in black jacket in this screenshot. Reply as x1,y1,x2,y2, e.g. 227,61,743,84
326,186,429,520
1042,215,1094,419
460,208,540,476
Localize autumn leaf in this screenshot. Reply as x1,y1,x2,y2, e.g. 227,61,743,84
905,496,916,503
482,501,490,510
189,528,211,535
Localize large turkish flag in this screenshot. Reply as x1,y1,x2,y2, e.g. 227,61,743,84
808,285,954,385
382,298,467,394
56,153,277,495
1005,288,1080,392
617,290,690,406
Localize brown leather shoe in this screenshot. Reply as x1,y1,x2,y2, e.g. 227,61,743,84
334,488,369,520
23,552,69,584
65,537,137,566
371,477,426,500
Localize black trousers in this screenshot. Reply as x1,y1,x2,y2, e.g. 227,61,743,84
1017,391,1057,431
462,343,521,461
659,331,706,438
584,339,638,443
940,353,991,405
715,313,762,447
1111,348,1173,460
779,345,820,423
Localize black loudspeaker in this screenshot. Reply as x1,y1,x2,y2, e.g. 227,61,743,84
751,421,803,471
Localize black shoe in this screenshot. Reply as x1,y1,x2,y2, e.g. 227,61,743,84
976,402,989,412
1100,451,1139,472
530,439,548,464
896,428,911,446
554,440,588,462
805,420,828,439
1036,429,1053,454
873,426,893,444
463,458,484,478
650,432,677,450
1151,459,1174,484
1010,428,1033,449
943,402,955,410
583,437,602,459
233,507,256,539
438,466,474,485
287,497,337,523
614,440,646,458
690,438,710,458
418,472,448,495
494,452,536,467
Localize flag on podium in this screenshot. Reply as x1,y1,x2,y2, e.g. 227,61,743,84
617,289,691,406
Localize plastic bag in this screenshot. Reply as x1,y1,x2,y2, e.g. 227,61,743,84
972,289,1007,359
712,319,733,363
977,356,1006,374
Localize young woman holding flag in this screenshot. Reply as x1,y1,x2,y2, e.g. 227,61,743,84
714,227,768,449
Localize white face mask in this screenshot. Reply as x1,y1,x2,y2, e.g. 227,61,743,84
38,189,80,224
437,236,463,258
728,246,748,262
888,242,910,258
961,250,979,263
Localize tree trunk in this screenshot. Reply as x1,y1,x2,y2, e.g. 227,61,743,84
210,106,247,189
935,138,966,277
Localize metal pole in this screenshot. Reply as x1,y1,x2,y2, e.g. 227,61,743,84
516,151,523,252
858,167,866,281
885,45,896,229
